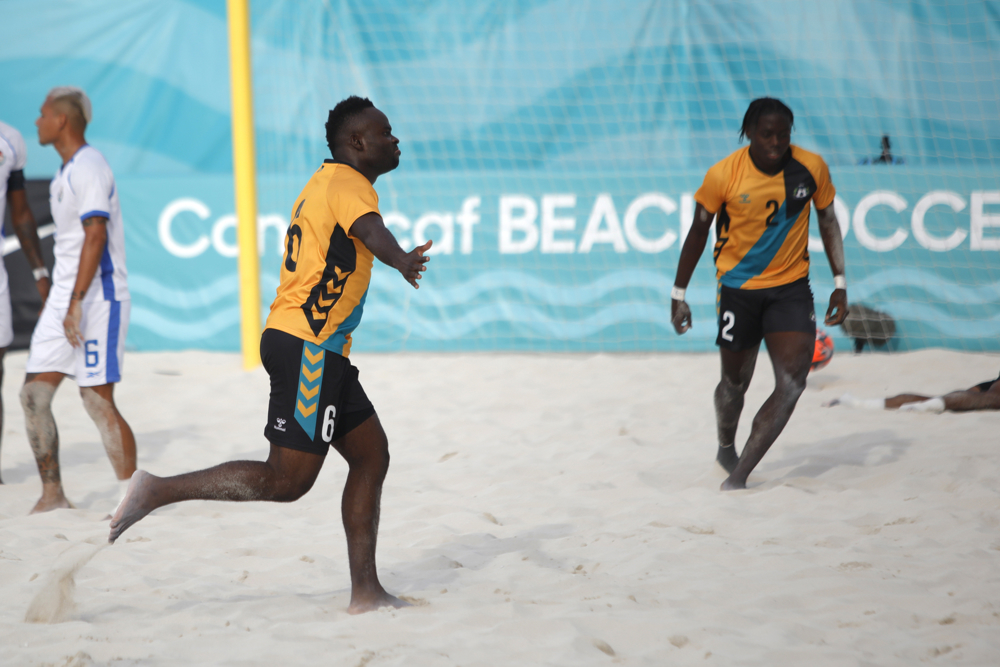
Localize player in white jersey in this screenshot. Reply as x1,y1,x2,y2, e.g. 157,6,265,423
0,120,51,483
22,87,136,513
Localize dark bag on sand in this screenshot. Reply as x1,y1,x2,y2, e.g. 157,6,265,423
840,304,896,352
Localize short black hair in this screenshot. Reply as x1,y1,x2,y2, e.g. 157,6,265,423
325,96,375,155
739,97,794,142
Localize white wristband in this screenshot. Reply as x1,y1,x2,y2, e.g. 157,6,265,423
671,285,686,301
833,274,846,290
33,267,50,281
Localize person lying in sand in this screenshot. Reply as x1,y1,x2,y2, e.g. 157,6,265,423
823,371,1000,413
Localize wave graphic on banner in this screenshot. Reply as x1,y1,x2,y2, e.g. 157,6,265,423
126,270,1000,344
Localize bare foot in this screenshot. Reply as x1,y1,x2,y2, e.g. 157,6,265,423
720,476,747,491
30,490,75,514
108,470,156,543
347,590,412,615
716,445,739,473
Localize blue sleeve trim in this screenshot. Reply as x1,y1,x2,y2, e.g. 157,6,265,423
80,210,110,222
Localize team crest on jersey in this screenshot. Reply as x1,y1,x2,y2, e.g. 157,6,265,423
793,183,810,199
58,187,64,202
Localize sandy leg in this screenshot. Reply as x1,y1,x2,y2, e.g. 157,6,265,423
716,444,740,473
22,376,73,513
335,415,411,615
108,470,156,543
348,591,412,615
30,483,75,514
81,385,137,480
720,477,747,491
722,331,812,491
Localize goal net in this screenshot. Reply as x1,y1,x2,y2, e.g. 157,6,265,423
250,0,1000,353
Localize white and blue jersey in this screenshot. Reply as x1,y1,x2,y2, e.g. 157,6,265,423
0,120,29,348
26,144,129,384
48,144,129,307
0,119,29,238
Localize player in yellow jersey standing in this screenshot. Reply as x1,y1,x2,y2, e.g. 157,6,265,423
671,98,849,491
109,96,432,614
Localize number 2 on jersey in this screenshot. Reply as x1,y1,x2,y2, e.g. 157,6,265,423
765,200,779,226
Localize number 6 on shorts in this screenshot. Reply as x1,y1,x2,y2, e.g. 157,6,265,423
321,405,337,442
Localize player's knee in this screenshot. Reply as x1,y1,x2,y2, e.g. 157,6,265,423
777,374,807,400
719,374,750,396
20,381,53,414
276,474,316,502
375,448,390,476
79,387,109,419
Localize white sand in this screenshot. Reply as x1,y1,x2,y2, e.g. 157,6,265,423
1,347,999,665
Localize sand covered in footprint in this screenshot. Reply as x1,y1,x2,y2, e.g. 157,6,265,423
1,347,999,665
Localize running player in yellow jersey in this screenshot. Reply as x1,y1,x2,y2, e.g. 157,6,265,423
671,98,849,491
109,96,432,614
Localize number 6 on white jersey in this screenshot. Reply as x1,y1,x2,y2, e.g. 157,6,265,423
321,405,337,442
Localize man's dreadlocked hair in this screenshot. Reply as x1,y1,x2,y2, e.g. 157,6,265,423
325,96,375,156
739,97,794,142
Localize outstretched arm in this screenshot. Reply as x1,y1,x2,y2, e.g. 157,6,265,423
350,212,431,288
7,187,51,303
671,202,714,334
816,204,848,326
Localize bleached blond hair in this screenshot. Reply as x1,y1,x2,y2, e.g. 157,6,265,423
47,86,92,130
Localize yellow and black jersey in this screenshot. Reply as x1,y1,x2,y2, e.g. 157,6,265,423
694,145,835,290
264,161,378,357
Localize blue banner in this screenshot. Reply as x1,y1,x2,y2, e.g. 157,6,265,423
2,0,998,352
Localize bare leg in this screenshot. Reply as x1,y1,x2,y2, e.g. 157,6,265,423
887,380,1000,411
0,348,6,483
723,331,813,491
940,383,1000,412
21,372,71,513
332,414,410,615
80,384,136,480
109,443,325,542
714,345,759,473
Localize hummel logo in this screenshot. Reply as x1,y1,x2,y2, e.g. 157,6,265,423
275,418,287,432
739,194,750,204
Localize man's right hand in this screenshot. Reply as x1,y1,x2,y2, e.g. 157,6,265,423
395,240,432,288
671,299,692,334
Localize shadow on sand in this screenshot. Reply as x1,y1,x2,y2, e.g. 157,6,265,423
757,429,910,482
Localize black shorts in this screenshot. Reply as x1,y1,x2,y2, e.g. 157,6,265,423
260,328,376,456
716,277,817,351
